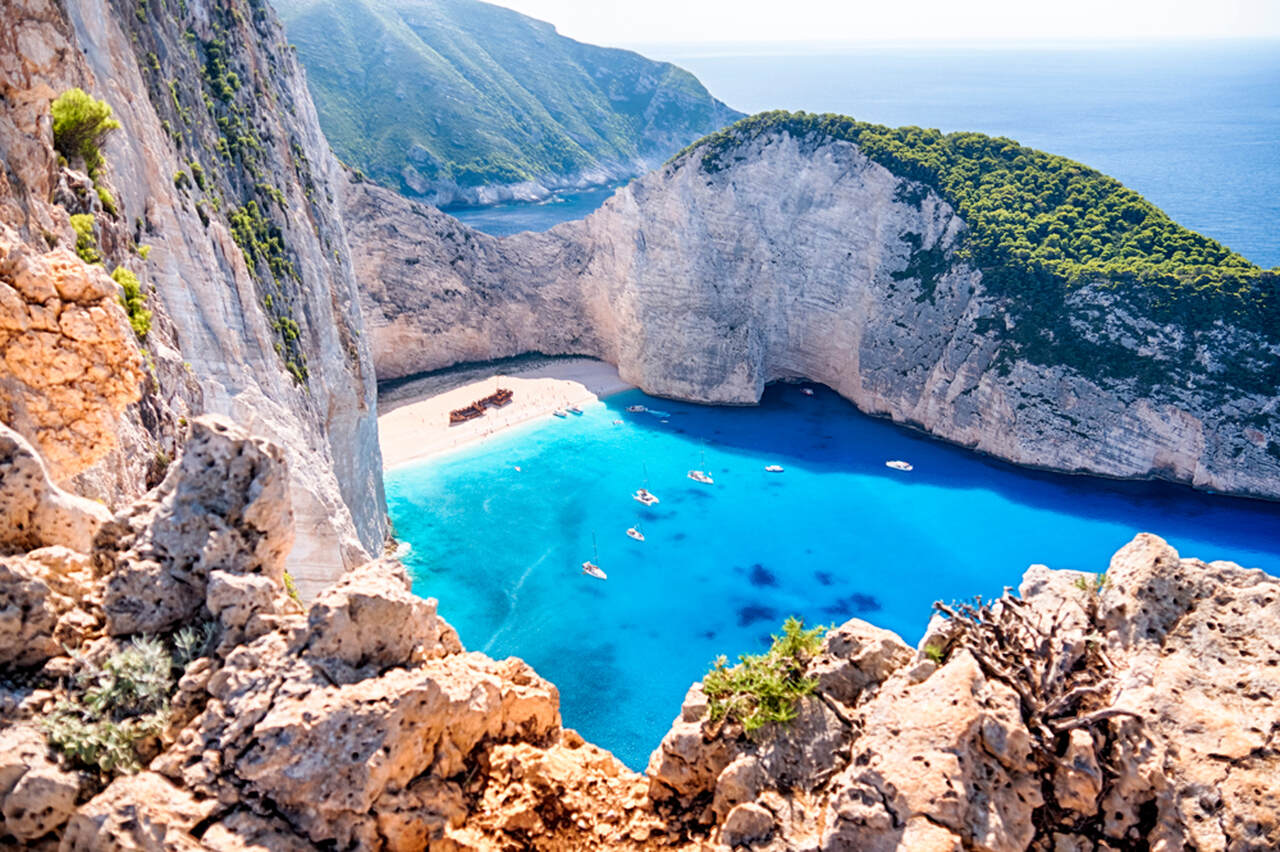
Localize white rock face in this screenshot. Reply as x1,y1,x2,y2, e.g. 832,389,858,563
52,0,387,590
351,129,1280,500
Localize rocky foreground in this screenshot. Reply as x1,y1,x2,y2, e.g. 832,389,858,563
2,417,1277,851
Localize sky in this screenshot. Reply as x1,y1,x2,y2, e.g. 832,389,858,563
486,0,1280,46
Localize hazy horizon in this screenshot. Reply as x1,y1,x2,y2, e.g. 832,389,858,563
486,0,1280,49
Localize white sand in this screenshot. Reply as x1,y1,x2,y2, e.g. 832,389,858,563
378,357,633,469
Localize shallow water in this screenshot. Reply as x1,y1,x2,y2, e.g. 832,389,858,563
387,384,1280,769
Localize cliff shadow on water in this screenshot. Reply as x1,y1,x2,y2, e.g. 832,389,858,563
609,381,1280,567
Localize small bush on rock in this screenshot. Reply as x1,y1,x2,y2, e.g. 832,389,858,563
111,267,151,340
42,637,176,776
704,616,826,733
51,88,120,179
70,214,102,265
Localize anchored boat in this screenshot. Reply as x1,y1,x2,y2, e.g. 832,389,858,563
886,460,913,471
582,534,607,580
626,527,645,542
764,464,784,473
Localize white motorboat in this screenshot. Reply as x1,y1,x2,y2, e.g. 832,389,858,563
885,460,913,471
764,465,784,473
552,409,567,418
626,405,647,413
567,405,583,415
626,527,645,542
802,388,815,396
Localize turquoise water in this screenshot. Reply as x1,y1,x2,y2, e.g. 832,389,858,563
387,384,1280,770
448,183,625,236
453,42,1280,268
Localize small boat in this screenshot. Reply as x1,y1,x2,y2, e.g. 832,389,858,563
567,405,583,415
688,470,714,484
626,405,647,413
802,388,815,396
612,419,624,425
764,465,784,473
552,409,567,418
626,527,645,542
633,488,660,506
660,419,669,424
582,534,607,580
886,460,913,472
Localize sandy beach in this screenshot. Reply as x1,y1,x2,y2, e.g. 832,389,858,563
377,356,634,469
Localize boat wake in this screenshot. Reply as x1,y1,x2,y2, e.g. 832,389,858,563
482,545,551,654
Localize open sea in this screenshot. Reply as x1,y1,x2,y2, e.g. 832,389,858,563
452,41,1280,268
387,385,1280,770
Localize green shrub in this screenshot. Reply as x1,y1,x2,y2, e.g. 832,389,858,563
41,637,174,775
703,616,826,734
95,184,118,216
70,214,102,264
51,88,120,179
137,244,152,260
173,169,190,189
282,570,301,603
111,267,151,340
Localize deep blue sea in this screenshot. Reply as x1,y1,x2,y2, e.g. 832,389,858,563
453,41,1280,268
387,385,1280,770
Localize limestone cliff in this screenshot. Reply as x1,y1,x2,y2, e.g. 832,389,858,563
350,121,1280,501
1,0,386,593
1,416,1275,850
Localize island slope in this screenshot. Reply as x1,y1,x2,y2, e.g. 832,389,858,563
273,0,743,206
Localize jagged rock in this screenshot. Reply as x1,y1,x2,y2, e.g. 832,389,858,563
0,557,58,668
202,811,316,852
647,683,738,806
0,725,81,844
811,619,913,706
1098,534,1280,850
303,557,461,682
0,226,144,483
60,772,216,851
823,649,1041,852
0,423,111,554
95,415,293,636
720,802,774,847
1054,729,1102,816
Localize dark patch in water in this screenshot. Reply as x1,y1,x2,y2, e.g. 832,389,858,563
757,634,773,648
749,564,778,587
673,532,687,541
702,630,717,641
738,604,778,627
814,571,834,586
822,593,883,618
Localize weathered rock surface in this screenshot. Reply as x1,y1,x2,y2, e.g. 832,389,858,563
0,422,110,555
351,126,1280,501
0,724,82,844
0,225,144,481
1,0,386,591
95,415,293,636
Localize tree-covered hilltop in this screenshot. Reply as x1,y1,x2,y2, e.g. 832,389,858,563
682,111,1279,390
272,0,741,203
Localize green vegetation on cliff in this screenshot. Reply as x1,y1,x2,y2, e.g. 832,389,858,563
703,617,826,734
272,0,742,199
685,112,1279,389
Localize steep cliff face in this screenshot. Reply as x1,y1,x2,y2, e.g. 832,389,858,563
351,124,1280,500
1,0,387,593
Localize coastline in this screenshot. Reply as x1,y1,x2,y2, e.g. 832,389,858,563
377,355,633,470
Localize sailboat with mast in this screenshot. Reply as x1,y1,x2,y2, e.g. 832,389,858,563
687,447,714,484
582,533,607,580
633,463,660,505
